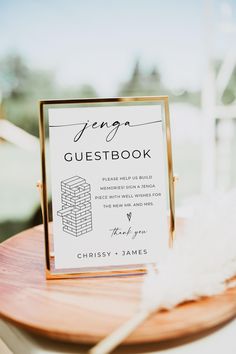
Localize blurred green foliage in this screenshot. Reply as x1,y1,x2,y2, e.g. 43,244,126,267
214,59,236,105
118,59,200,106
0,54,97,137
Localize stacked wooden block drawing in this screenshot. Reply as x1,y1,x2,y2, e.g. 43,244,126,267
57,176,92,237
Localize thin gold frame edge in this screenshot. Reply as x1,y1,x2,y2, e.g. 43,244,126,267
39,95,169,106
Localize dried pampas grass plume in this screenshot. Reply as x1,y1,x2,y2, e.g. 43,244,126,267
89,191,236,354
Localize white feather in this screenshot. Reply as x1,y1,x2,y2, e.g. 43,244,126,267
141,191,236,313
89,192,236,354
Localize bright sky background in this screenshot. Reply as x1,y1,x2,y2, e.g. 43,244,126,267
0,0,236,94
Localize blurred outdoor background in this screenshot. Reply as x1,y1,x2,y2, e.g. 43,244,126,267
0,0,236,241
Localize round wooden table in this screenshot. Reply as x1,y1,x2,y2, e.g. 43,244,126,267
0,224,236,347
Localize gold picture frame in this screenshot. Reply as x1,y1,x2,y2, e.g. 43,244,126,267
38,96,175,279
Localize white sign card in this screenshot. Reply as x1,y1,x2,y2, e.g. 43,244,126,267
39,98,174,278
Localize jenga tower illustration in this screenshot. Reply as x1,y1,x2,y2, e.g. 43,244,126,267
57,176,92,236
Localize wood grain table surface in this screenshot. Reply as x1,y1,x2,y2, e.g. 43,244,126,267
0,223,236,347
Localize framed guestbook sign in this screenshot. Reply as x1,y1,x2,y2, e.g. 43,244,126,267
39,96,175,279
